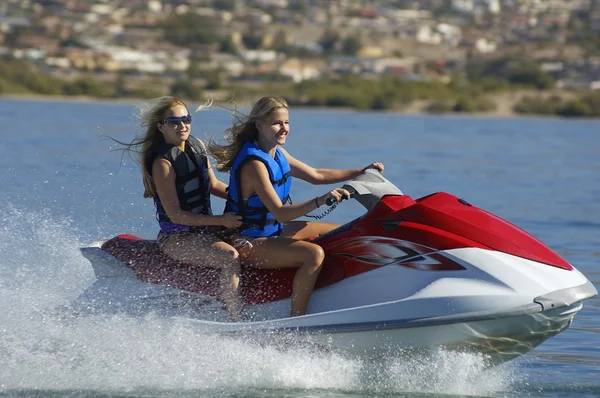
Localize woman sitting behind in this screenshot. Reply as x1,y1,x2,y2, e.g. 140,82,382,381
115,96,243,320
209,96,384,317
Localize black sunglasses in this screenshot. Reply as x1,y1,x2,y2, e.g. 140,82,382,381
163,114,192,126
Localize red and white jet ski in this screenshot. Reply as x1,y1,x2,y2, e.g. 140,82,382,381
77,170,597,363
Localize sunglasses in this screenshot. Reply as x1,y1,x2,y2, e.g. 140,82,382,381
163,114,192,127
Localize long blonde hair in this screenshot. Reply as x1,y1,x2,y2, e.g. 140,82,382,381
109,96,188,198
209,96,289,172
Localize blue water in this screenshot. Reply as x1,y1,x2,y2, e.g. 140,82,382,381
0,97,598,397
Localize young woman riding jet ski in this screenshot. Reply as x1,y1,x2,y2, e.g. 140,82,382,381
110,96,244,320
209,96,384,317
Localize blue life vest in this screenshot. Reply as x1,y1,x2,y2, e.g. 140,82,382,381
146,136,212,233
226,141,292,237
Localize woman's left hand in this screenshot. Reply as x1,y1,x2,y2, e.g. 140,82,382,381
364,162,384,173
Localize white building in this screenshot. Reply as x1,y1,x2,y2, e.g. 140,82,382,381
240,50,279,63
254,0,288,7
99,46,190,74
279,58,322,83
452,0,501,14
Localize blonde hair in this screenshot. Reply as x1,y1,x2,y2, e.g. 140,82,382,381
208,96,289,172
108,96,189,198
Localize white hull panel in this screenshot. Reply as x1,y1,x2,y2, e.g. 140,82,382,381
181,303,581,364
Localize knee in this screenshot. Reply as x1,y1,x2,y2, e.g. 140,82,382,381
212,245,240,265
224,247,240,263
305,244,325,267
219,249,241,276
229,248,240,261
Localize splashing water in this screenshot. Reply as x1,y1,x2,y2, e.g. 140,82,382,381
0,206,520,396
0,205,94,311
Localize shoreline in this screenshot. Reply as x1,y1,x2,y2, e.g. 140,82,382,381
3,91,598,120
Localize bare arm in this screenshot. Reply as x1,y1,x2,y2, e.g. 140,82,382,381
207,157,229,199
198,140,228,199
152,158,241,228
279,147,384,185
241,160,348,223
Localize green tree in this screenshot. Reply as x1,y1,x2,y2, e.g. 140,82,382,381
242,31,263,50
170,80,203,101
129,85,165,99
160,14,220,46
289,2,307,12
467,56,555,90
452,95,496,113
453,96,477,112
4,26,28,47
319,29,339,53
220,36,238,55
341,35,361,56
29,74,62,95
579,91,600,116
187,59,202,79
62,77,105,97
371,95,393,110
509,64,555,89
559,99,591,117
203,69,223,90
426,100,454,113
272,29,290,53
214,0,235,10
113,72,128,97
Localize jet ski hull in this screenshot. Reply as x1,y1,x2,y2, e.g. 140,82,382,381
76,243,596,364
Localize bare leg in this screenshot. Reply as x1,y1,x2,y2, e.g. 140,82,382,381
213,241,242,321
159,233,242,321
281,221,340,240
239,237,325,317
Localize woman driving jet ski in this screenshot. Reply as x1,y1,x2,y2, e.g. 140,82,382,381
209,96,384,317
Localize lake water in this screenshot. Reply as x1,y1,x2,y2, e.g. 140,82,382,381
0,97,598,397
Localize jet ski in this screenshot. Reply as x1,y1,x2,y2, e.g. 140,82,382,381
77,169,597,364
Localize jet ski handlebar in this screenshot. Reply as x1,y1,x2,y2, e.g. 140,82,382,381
325,169,403,210
325,194,352,207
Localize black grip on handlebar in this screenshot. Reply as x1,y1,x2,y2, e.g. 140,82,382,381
325,193,353,206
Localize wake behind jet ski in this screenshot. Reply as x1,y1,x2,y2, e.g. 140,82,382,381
77,170,597,364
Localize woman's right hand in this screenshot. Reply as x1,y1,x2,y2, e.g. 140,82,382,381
319,188,352,207
219,212,243,228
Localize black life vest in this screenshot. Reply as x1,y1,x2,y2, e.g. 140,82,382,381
146,136,212,232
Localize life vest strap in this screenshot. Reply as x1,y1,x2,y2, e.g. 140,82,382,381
273,171,291,186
